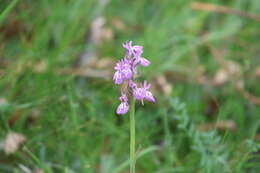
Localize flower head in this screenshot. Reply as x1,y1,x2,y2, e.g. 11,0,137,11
114,41,155,115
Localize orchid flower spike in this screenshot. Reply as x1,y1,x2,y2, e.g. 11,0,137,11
114,41,156,115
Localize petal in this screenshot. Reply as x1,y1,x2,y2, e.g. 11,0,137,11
122,68,133,79
123,41,133,55
122,41,131,49
119,94,128,102
114,63,121,70
139,57,150,67
113,71,123,84
133,45,143,53
133,59,139,67
145,91,156,103
143,80,151,89
116,102,129,115
129,80,137,89
133,51,142,60
133,88,146,100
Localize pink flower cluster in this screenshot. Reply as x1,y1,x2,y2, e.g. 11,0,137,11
113,41,155,115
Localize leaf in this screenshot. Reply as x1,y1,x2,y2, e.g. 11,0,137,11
0,0,19,27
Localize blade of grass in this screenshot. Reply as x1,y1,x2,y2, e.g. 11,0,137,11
0,0,19,27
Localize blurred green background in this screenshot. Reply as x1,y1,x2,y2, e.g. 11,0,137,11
0,0,259,172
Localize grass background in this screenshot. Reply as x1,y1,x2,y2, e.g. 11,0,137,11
0,0,259,172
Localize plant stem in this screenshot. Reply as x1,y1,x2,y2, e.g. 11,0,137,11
130,98,136,173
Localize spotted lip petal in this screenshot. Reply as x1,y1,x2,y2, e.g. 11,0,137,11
120,94,128,102
121,68,133,79
129,80,137,89
133,88,146,100
145,91,156,103
116,102,129,115
113,71,123,84
139,57,150,66
133,45,143,55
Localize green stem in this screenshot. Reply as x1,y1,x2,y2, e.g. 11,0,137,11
130,98,136,173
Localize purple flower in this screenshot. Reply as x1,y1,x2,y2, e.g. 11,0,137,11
143,81,155,102
117,102,129,115
116,94,129,114
123,41,144,59
128,43,150,67
114,41,156,115
113,58,134,84
133,81,155,103
133,87,146,100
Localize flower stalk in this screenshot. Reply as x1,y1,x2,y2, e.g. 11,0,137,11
130,98,136,173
